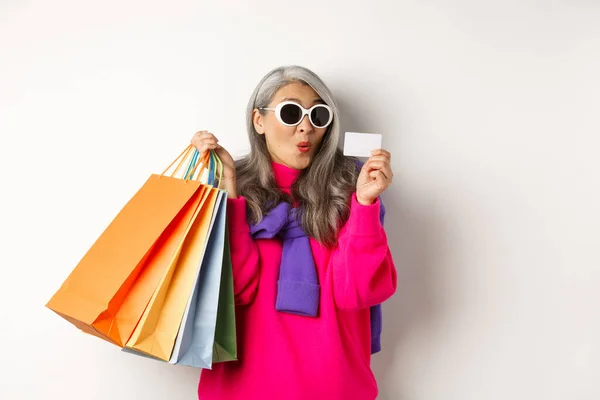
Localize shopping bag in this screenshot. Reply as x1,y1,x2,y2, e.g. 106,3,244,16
46,146,208,346
124,149,224,361
212,224,237,363
169,150,237,368
179,149,237,365
124,176,220,360
168,189,227,368
103,185,207,345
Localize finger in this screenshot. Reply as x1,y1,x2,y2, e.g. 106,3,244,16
370,149,391,159
380,164,393,181
369,170,389,190
202,132,218,141
198,145,219,154
201,138,218,145
193,140,219,152
371,149,390,158
364,159,389,172
193,130,207,139
366,156,390,165
369,169,392,182
192,142,217,153
191,132,205,144
194,131,218,141
192,136,218,146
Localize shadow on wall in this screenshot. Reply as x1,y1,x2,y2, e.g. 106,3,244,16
336,94,446,400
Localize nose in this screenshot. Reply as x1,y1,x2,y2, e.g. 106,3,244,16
297,114,313,133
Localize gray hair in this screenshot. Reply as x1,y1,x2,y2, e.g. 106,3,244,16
234,65,360,247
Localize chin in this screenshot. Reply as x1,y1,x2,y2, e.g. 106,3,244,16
276,153,313,170
294,157,312,170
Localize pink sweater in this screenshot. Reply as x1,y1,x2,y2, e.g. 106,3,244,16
197,161,397,400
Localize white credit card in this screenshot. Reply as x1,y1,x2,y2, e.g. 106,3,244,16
343,132,382,157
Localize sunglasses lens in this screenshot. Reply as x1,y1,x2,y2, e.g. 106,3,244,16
311,106,331,128
279,103,302,125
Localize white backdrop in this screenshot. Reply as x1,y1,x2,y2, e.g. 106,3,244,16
1,1,599,399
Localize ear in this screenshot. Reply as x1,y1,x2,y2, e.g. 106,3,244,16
252,108,265,135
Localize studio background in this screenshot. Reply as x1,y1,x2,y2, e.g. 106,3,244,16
1,1,598,399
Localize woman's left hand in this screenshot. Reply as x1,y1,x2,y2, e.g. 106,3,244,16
356,149,393,205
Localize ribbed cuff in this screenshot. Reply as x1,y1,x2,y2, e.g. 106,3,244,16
275,280,320,317
346,192,382,235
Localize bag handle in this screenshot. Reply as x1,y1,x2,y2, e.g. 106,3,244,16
159,145,210,182
185,149,224,188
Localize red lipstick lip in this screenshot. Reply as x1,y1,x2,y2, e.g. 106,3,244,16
297,142,311,153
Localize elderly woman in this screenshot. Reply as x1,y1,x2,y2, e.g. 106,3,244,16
191,65,397,400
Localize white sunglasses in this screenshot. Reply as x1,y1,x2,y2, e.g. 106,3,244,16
259,101,333,128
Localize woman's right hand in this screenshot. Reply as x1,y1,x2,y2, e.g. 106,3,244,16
191,131,238,197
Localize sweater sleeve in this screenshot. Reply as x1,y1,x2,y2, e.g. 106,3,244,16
227,196,260,306
331,192,397,310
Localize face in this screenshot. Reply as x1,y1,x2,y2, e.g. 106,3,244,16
253,82,330,170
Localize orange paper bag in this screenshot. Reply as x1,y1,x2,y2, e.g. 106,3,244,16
46,146,209,346
101,185,208,345
125,186,219,360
